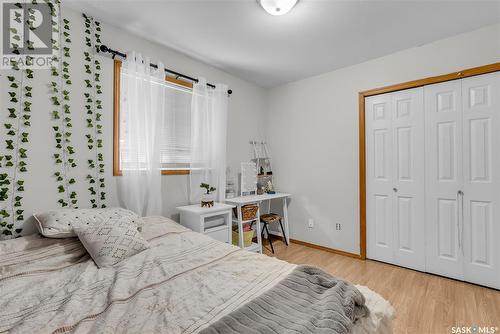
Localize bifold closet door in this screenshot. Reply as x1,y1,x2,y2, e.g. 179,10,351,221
461,72,500,289
366,88,425,271
424,80,464,281
391,88,425,271
425,72,500,288
366,93,394,264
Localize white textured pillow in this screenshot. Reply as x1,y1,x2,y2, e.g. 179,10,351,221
74,215,149,268
33,208,143,238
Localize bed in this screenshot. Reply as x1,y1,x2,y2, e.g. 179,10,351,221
0,216,394,333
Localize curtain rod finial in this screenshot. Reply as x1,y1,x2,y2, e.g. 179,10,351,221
99,44,109,53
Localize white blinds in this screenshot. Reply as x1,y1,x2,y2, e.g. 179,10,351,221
160,83,192,169
120,68,192,170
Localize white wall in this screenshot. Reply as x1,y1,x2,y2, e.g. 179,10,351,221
266,24,500,255
0,7,267,236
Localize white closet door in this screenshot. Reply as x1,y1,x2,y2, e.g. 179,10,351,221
391,88,425,271
424,80,464,280
461,72,500,289
366,93,394,263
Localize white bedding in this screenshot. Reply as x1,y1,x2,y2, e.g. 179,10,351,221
0,217,394,333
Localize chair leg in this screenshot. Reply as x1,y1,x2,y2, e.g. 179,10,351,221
278,219,288,246
264,223,274,254
260,222,268,247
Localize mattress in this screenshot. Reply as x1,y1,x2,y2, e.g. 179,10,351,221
0,216,394,333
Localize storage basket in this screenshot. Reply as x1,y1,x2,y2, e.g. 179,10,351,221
232,226,254,247
233,204,258,221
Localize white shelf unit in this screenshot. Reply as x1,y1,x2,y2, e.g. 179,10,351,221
177,203,235,244
226,200,262,253
231,218,257,224
243,242,261,252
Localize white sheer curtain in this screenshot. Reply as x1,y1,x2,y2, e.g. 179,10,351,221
119,52,165,216
189,78,229,203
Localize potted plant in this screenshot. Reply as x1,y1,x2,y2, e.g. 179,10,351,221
200,183,216,207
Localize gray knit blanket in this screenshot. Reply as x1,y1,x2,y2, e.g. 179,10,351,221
200,265,369,334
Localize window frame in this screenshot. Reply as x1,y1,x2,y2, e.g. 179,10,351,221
113,59,193,176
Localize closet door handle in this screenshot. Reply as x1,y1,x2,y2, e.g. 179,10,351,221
457,190,464,253
459,190,464,255
456,190,461,251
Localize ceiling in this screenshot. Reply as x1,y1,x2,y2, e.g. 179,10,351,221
64,0,500,88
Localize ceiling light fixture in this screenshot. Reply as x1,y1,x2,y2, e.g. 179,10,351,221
258,0,299,16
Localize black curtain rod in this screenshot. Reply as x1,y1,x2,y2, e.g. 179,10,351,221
99,44,233,95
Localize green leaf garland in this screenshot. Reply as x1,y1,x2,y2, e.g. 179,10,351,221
49,1,78,208
0,2,35,238
83,14,106,208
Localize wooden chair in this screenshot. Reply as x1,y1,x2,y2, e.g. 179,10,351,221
260,213,288,254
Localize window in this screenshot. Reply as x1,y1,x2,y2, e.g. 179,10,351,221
113,60,193,176
160,81,191,170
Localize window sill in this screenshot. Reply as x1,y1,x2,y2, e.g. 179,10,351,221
162,170,190,175
113,169,190,176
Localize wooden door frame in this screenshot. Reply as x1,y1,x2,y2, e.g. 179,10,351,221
358,62,500,260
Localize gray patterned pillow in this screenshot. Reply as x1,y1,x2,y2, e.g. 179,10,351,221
33,208,143,238
74,215,149,268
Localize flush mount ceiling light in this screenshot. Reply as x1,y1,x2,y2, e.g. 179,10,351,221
258,0,299,16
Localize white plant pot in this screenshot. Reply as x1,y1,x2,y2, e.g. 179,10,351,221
201,193,215,207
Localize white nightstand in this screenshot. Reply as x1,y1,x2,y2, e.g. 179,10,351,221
177,203,235,244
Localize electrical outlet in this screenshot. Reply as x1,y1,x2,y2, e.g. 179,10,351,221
308,218,314,228
335,223,342,231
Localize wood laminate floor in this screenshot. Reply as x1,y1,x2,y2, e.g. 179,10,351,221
262,239,500,334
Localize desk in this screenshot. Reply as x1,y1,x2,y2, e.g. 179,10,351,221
226,193,291,253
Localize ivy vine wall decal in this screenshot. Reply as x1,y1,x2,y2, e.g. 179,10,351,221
0,2,35,238
49,1,79,208
83,14,106,209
